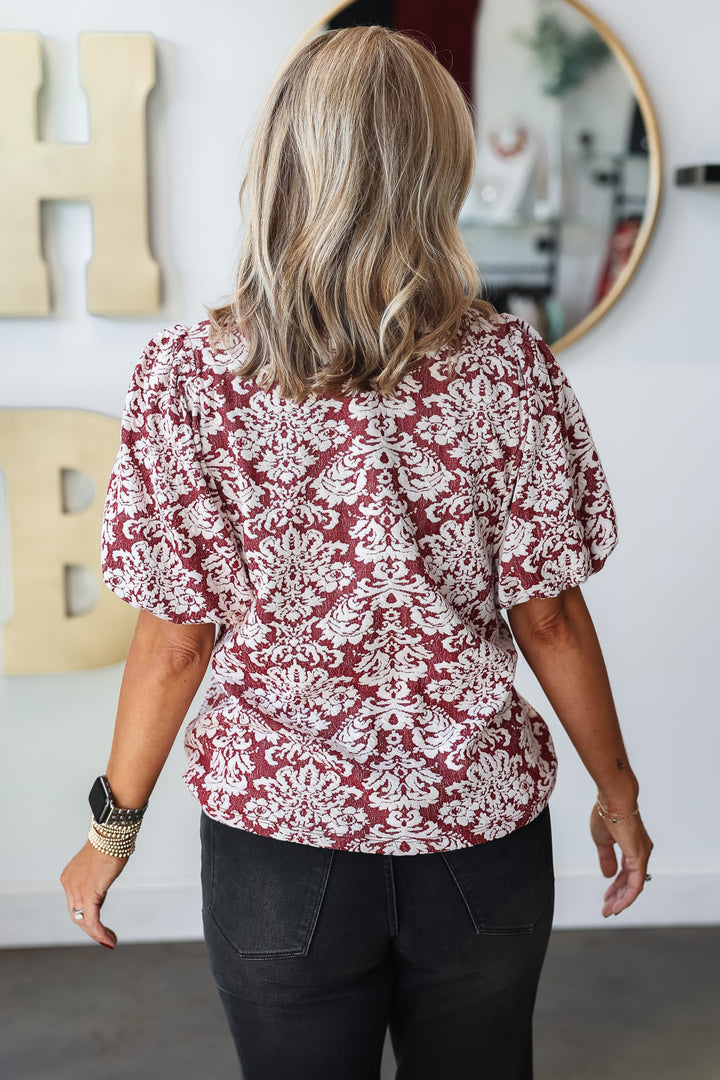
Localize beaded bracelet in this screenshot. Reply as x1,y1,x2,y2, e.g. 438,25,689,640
594,799,640,825
88,816,142,858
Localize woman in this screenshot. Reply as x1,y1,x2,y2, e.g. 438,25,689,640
61,26,653,1080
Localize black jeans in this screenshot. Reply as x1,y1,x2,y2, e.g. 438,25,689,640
200,808,554,1080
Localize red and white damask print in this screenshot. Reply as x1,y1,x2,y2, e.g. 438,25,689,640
102,310,617,854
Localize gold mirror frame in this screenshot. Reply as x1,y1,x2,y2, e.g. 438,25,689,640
294,0,662,354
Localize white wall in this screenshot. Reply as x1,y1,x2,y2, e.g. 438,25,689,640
1,0,718,948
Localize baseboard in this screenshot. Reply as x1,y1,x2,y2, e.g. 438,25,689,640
2,869,718,949
0,879,204,948
551,867,720,929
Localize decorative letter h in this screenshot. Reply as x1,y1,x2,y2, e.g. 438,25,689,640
0,32,160,316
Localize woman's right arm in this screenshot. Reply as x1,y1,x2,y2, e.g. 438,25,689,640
507,584,653,917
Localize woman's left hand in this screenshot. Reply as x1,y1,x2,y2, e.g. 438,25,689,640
60,842,129,948
590,804,654,918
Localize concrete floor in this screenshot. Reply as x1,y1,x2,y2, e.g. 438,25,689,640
1,928,718,1079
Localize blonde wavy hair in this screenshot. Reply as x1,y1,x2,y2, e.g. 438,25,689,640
209,25,494,400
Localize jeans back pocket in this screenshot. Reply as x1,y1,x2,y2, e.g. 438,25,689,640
441,808,554,935
201,813,335,959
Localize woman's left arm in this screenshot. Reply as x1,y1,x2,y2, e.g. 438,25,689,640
60,610,215,947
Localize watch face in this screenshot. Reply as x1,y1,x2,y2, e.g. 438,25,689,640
89,776,112,824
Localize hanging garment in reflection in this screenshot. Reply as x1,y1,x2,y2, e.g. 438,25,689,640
329,1,482,106
393,0,481,105
328,0,393,30
594,216,642,304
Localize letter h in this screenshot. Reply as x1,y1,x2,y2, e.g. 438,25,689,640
0,32,160,316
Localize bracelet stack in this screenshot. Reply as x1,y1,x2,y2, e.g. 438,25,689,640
88,816,143,858
595,799,640,825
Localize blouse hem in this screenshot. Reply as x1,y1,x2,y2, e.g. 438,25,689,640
182,771,557,856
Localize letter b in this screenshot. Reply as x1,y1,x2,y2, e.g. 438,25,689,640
0,409,137,674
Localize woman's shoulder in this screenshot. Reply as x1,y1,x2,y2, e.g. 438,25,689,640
140,318,246,362
461,306,543,348
134,319,247,396
124,321,237,429
468,308,570,393
449,306,549,388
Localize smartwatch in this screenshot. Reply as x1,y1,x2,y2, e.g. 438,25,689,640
89,775,148,826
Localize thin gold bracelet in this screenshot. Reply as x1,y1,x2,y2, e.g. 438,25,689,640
595,799,640,824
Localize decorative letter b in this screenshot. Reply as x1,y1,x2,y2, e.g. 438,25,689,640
0,410,137,674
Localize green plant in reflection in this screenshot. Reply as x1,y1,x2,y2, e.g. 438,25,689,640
516,7,610,96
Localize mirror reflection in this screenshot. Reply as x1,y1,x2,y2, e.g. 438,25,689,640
323,0,658,348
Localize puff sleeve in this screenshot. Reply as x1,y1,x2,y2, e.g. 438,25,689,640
101,326,254,624
495,319,618,609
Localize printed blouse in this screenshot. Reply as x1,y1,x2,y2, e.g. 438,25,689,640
101,310,618,854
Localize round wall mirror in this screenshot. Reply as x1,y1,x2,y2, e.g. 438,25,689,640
299,0,662,352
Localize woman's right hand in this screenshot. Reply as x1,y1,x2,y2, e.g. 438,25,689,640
590,803,654,917
60,841,128,948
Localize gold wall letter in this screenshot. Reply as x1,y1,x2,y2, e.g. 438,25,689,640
0,410,136,674
0,33,159,316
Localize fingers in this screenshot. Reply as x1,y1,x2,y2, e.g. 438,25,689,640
590,803,654,917
65,896,117,948
602,860,648,918
61,841,128,949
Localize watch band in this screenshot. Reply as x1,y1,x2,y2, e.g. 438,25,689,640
105,804,147,826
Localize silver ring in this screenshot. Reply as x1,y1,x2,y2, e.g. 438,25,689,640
72,907,84,921
644,874,652,883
